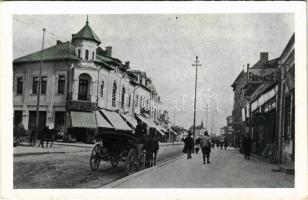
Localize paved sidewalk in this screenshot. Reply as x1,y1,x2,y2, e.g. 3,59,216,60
104,148,294,188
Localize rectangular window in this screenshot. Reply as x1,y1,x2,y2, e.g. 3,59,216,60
100,81,104,97
16,77,23,94
41,76,47,94
14,111,23,127
58,75,65,94
32,77,38,94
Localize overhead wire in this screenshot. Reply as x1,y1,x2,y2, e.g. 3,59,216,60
13,17,68,41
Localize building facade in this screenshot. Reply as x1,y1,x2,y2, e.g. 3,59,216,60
13,19,163,142
231,33,295,172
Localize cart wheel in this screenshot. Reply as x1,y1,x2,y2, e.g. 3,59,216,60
90,143,102,171
110,157,119,168
126,149,137,175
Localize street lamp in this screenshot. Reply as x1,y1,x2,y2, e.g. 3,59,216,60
192,56,202,141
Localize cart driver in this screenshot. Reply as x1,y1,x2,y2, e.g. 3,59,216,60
135,118,146,161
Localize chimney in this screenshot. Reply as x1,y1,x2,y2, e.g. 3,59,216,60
56,40,62,45
125,61,130,68
260,52,268,63
106,46,112,57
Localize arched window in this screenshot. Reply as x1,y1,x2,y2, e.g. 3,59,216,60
147,99,149,109
92,52,95,60
100,81,104,97
136,95,139,107
121,87,125,109
128,94,131,108
78,49,81,58
112,82,117,107
85,50,89,60
78,73,91,101
139,95,142,108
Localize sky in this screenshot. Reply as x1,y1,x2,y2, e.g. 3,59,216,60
13,14,294,132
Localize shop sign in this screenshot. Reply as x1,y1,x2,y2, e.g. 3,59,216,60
247,68,277,83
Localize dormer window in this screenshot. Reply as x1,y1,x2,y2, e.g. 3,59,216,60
85,50,89,60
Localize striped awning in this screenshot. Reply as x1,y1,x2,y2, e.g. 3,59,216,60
169,129,178,135
120,113,138,129
100,110,132,131
95,111,113,129
70,111,96,128
136,115,165,135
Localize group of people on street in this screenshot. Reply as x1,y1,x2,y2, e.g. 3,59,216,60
183,130,253,163
183,131,212,164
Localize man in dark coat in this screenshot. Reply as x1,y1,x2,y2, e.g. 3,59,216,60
243,134,252,160
134,119,146,161
183,133,194,159
200,131,212,164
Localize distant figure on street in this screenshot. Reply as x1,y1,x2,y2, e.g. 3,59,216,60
195,137,201,154
224,137,228,150
243,134,252,160
183,133,194,159
200,131,211,164
216,140,220,148
220,138,224,149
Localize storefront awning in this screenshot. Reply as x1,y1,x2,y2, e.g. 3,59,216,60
136,115,165,135
70,111,96,128
136,115,157,128
155,129,165,136
100,110,132,131
169,129,178,136
95,111,113,129
120,113,138,129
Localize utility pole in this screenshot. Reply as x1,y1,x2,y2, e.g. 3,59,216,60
192,56,201,141
173,110,176,126
206,103,208,132
35,28,46,145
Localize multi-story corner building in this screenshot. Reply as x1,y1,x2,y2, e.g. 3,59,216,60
231,69,247,147
277,33,295,171
13,18,163,142
231,33,295,172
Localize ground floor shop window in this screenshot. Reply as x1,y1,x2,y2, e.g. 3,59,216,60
14,110,23,127
28,111,47,131
55,111,65,132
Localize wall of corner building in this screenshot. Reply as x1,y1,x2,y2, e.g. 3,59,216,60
277,39,295,166
231,73,247,132
13,61,72,130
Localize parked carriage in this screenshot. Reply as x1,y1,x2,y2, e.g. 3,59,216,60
86,109,159,175
89,130,158,175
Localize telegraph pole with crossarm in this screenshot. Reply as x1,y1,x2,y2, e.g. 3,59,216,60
192,56,202,141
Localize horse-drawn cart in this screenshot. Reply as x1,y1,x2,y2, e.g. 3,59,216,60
90,130,157,175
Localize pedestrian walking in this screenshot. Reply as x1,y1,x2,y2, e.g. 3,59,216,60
200,131,211,164
243,134,252,160
220,138,224,150
224,137,228,150
183,133,194,159
195,137,201,154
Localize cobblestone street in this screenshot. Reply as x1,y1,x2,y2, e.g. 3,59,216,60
13,143,183,188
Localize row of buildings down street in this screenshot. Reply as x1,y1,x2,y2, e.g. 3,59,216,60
13,18,174,143
229,33,295,173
